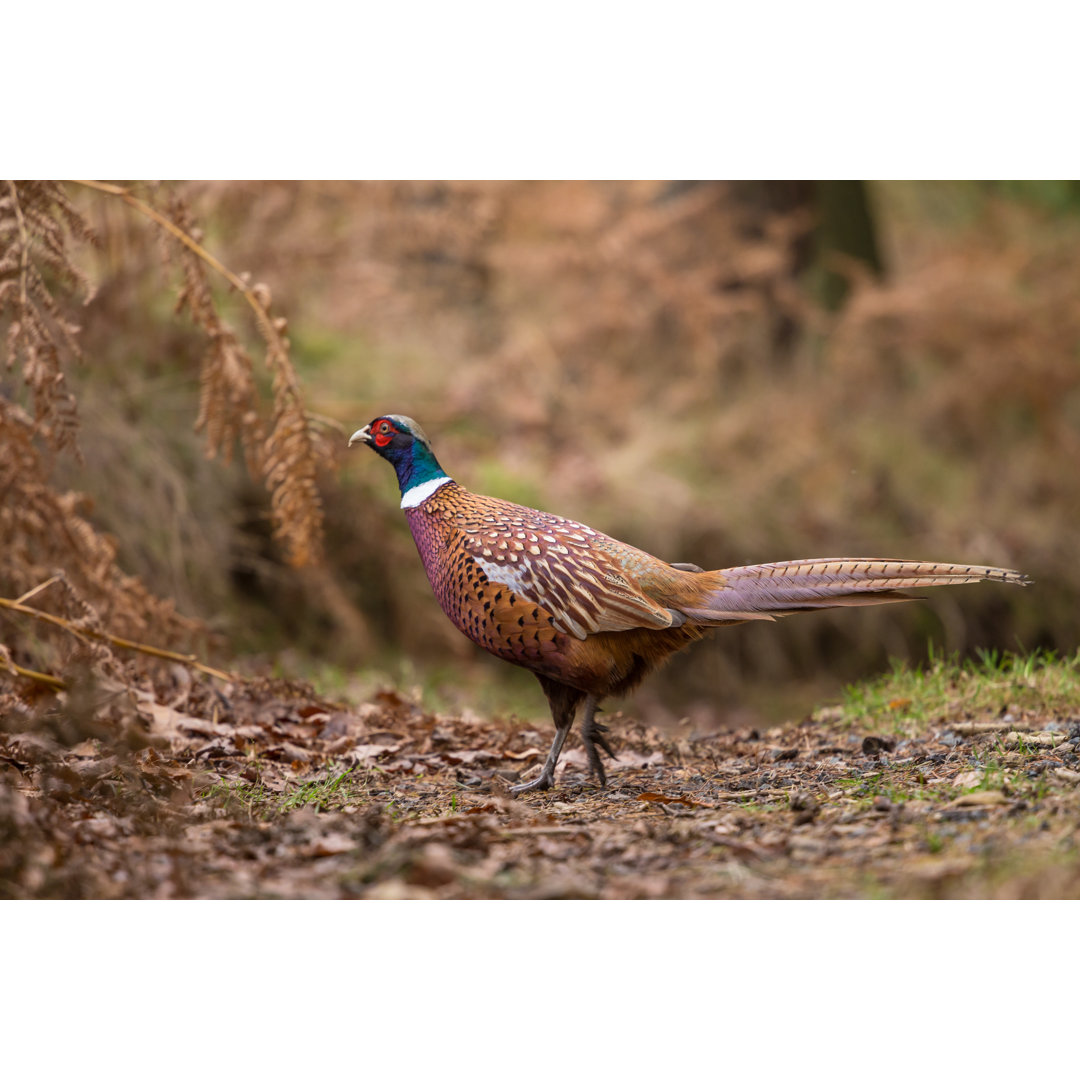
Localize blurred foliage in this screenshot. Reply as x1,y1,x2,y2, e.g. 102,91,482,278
3,180,1077,725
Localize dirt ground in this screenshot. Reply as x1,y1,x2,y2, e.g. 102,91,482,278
3,671,1080,899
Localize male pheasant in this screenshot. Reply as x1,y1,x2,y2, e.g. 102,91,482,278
351,414,1029,795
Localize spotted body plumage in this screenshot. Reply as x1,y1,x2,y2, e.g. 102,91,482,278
352,414,1030,795
404,483,708,697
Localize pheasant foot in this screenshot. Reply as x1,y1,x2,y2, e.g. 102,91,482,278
508,770,555,796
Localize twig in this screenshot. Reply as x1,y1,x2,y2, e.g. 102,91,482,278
0,656,66,690
0,595,234,682
15,574,62,606
710,787,799,801
950,721,1034,735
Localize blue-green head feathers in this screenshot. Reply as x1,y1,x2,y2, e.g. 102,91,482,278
349,414,451,502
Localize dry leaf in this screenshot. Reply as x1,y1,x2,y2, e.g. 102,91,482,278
304,835,355,858
1003,731,1069,749
946,790,1010,808
502,748,543,761
352,742,401,761
952,770,983,788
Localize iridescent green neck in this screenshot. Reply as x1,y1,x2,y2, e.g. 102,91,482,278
388,439,452,506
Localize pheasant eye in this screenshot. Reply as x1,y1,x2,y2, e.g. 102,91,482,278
374,420,395,447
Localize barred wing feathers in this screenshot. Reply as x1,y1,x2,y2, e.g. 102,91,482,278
457,498,686,640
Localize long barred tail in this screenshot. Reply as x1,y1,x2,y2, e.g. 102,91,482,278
679,558,1030,625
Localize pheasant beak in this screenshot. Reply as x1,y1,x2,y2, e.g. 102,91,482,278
349,424,373,447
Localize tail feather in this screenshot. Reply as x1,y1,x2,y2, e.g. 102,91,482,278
678,558,1030,625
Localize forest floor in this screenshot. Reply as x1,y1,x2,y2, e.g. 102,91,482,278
3,653,1080,899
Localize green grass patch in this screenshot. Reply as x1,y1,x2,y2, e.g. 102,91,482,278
833,647,1080,733
201,763,375,819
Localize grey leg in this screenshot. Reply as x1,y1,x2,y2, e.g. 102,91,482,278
511,677,586,797
509,721,573,796
580,696,617,787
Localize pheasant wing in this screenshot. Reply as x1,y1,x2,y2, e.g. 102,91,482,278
461,512,680,640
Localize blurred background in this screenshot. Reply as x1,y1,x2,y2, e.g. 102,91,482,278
33,181,1080,726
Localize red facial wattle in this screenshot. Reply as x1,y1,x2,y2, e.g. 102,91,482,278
374,420,395,448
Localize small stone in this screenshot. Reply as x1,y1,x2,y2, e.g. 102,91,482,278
862,735,896,756
788,789,813,811
787,789,819,825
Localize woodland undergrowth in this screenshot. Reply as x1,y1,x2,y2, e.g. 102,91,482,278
0,180,331,700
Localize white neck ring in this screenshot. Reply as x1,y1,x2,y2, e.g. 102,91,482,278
400,475,453,509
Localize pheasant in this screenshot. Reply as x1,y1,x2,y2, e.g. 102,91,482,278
351,414,1029,795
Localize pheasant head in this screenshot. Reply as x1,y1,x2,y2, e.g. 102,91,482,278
350,414,453,507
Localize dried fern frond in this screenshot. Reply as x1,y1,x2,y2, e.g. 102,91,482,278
73,180,326,567
0,398,202,682
157,190,264,472
0,180,96,456
261,345,325,568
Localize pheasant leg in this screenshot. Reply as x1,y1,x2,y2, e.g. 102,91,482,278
580,696,617,787
509,721,572,796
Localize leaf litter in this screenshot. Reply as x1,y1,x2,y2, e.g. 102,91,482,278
3,670,1080,898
